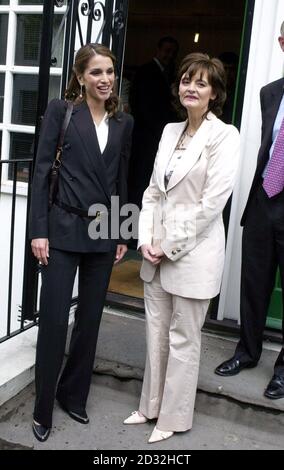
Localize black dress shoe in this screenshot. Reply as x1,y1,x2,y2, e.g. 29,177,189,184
56,398,89,424
264,375,284,399
215,356,257,376
32,420,51,442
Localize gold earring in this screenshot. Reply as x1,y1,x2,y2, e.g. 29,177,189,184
79,84,83,98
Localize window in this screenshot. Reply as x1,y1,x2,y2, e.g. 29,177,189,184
12,74,61,126
0,74,4,122
49,75,61,101
9,133,34,183
15,14,65,68
15,15,42,66
0,15,8,64
12,75,38,126
18,1,43,4
51,15,65,68
18,1,67,5
1,2,67,186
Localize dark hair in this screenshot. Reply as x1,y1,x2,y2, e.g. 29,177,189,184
218,51,239,66
157,36,179,51
65,43,119,117
172,52,227,119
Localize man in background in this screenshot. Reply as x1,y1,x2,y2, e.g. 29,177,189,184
219,51,239,123
128,36,179,210
215,22,284,400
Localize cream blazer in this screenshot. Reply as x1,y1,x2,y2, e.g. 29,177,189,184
138,112,240,299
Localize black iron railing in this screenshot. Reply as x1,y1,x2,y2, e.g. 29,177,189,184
0,159,37,343
0,0,129,341
0,158,80,343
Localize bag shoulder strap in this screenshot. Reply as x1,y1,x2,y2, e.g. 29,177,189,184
57,100,73,151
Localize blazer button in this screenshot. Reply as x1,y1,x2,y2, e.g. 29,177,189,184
172,250,177,255
176,248,181,252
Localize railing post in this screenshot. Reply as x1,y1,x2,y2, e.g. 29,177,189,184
102,0,114,47
61,0,78,97
111,0,129,94
21,1,56,322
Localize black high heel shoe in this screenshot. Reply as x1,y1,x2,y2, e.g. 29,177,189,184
56,398,89,424
32,420,51,442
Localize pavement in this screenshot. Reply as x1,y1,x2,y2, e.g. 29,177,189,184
0,309,284,450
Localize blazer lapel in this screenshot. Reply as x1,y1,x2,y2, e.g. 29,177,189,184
156,121,187,192
72,101,111,202
102,116,120,167
256,79,284,175
264,81,284,141
166,113,215,191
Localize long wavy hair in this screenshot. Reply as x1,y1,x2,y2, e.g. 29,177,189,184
65,43,119,117
172,52,227,120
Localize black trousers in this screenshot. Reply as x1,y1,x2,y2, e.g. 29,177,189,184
33,248,115,428
235,184,284,374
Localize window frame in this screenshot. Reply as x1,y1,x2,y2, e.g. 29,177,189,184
0,1,66,194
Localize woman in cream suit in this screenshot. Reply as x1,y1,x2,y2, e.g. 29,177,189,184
124,53,240,443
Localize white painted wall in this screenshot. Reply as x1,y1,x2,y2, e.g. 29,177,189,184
218,0,284,321
0,191,28,338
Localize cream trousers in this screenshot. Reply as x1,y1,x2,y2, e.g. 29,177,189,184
139,268,209,432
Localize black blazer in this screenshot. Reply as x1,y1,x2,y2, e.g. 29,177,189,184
29,99,133,252
241,78,284,226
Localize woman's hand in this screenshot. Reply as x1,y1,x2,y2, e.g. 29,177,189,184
141,244,164,265
114,244,128,264
31,238,49,265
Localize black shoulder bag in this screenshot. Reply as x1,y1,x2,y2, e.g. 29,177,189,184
48,100,73,209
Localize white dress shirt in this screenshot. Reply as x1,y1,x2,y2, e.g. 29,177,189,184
164,134,193,188
263,93,284,176
269,93,284,158
94,113,109,153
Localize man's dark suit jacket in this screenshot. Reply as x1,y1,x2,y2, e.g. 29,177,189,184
130,59,175,136
29,99,133,252
241,78,284,226
128,59,177,207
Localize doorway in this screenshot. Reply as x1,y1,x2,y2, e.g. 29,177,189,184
107,0,248,309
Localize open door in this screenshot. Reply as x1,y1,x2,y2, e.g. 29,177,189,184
107,0,255,315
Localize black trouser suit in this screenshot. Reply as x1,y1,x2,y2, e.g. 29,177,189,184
236,184,284,374
34,248,115,428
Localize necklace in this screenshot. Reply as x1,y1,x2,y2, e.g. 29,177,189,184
175,129,194,150
186,125,197,137
187,116,204,138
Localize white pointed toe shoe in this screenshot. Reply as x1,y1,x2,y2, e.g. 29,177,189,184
148,426,174,443
124,411,148,425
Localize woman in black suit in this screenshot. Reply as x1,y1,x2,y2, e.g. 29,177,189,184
29,43,133,442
